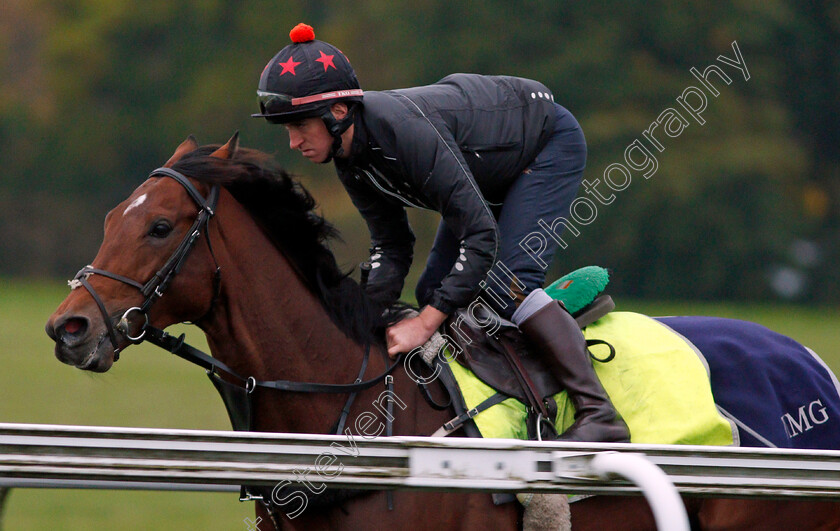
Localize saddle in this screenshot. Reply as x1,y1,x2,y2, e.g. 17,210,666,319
444,294,615,404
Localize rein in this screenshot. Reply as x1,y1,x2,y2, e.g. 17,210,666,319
142,324,402,409
144,325,401,396
70,166,404,413
70,166,412,525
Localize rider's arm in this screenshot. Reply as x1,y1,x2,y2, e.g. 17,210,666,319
389,110,499,316
338,170,415,306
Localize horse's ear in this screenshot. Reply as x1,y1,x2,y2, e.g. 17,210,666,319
164,135,200,167
210,131,240,160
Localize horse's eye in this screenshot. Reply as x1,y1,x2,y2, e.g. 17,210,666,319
148,221,173,239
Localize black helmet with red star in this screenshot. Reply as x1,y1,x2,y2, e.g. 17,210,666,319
253,23,363,159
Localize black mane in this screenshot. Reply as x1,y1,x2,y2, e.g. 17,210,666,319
170,145,386,346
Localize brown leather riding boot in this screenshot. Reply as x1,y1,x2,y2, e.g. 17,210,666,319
518,301,630,443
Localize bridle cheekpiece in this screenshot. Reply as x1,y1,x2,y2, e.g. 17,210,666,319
69,167,220,360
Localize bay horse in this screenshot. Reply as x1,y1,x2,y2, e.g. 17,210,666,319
46,134,840,530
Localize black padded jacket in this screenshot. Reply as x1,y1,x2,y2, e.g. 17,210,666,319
334,73,558,314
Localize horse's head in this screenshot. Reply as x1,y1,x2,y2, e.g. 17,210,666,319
45,134,239,372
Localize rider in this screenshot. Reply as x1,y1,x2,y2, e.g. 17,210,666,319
253,23,629,443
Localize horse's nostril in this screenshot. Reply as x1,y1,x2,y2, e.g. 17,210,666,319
58,317,89,343
64,318,84,335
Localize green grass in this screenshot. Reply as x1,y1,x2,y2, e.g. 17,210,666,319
0,278,253,530
1,279,839,529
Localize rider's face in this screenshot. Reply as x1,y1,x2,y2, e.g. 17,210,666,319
285,118,332,163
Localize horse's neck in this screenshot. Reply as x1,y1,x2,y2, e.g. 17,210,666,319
199,193,372,432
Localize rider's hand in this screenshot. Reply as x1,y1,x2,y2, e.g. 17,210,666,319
386,306,448,359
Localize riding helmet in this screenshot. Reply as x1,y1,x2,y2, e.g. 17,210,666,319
252,23,363,128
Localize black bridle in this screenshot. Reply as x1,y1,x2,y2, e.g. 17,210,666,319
68,165,440,525
72,168,220,359
71,167,221,360
69,166,402,409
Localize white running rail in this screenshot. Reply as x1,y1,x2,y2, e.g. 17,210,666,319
4,422,840,530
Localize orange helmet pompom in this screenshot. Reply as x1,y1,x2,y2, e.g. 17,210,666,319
289,23,315,43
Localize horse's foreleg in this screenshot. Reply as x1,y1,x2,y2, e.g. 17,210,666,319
0,488,10,531
254,503,280,531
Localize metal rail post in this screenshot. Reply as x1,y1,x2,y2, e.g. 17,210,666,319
589,452,690,531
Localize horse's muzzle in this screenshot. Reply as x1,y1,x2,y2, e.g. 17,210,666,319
46,314,115,372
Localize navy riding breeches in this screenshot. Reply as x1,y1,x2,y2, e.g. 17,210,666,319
416,103,586,319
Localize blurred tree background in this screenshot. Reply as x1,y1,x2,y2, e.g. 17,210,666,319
1,0,838,303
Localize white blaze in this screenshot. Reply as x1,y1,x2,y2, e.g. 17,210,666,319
123,193,147,216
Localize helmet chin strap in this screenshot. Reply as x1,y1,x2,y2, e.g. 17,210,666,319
319,105,357,164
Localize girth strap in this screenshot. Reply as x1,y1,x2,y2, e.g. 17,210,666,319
431,392,508,437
